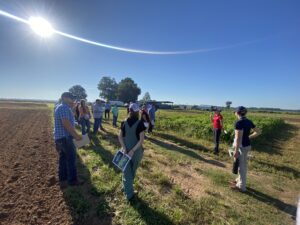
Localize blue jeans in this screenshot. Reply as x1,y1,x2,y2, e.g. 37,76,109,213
55,136,77,184
80,118,90,135
213,128,221,153
94,118,102,133
113,115,118,127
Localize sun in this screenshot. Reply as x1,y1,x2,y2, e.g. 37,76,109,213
28,16,54,38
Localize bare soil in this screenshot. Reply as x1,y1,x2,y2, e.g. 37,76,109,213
0,104,73,225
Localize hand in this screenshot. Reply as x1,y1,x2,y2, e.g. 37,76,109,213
234,150,240,159
121,147,127,153
127,150,135,158
75,134,82,141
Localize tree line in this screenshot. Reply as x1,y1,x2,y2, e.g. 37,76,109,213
68,76,144,103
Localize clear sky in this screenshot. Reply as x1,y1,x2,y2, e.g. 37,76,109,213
0,0,299,109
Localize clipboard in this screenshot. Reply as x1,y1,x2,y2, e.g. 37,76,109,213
112,150,131,172
73,134,90,148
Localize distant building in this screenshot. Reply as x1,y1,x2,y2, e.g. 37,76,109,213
109,100,125,107
139,100,174,109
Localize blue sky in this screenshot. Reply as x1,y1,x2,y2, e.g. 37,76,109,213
0,0,299,109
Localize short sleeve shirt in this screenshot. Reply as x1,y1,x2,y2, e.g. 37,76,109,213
213,114,223,129
54,103,75,140
121,117,146,140
234,117,256,147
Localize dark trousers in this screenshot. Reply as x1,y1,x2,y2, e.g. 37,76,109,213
93,118,102,133
213,128,221,153
113,115,118,127
105,110,110,119
55,137,77,183
80,118,90,135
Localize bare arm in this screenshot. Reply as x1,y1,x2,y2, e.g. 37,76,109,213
118,130,127,152
249,127,262,139
62,118,82,140
234,129,243,158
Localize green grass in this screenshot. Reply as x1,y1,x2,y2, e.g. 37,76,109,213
46,105,299,225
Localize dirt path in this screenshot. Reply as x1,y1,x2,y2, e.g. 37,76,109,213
0,105,73,225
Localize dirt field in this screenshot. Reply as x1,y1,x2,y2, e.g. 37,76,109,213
0,103,73,225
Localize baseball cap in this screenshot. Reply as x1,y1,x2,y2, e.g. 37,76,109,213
129,103,140,112
235,106,247,114
61,92,76,100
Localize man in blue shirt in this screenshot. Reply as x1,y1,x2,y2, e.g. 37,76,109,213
54,92,82,188
231,106,261,192
147,104,157,133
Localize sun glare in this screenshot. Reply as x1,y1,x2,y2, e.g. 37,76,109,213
28,16,54,38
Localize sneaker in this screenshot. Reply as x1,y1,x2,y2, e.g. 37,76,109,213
230,186,246,193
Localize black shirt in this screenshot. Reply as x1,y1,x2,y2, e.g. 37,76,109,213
235,117,256,147
121,117,146,140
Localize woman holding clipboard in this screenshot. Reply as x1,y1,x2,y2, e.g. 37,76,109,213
118,103,146,201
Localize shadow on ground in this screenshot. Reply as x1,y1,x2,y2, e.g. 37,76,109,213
130,196,174,225
61,154,113,225
154,132,211,153
252,160,300,179
253,123,298,155
246,187,297,219
148,137,225,168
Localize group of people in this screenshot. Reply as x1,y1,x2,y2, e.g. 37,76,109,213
210,107,261,192
53,91,261,200
73,99,120,135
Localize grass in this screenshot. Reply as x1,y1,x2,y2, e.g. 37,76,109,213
44,105,299,224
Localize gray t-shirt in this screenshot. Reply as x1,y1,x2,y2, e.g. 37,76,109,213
93,104,103,118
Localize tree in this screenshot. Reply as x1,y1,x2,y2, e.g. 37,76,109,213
117,77,141,103
226,101,232,109
98,76,118,100
142,92,151,103
69,85,87,101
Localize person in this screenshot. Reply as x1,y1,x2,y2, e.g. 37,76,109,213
210,108,223,155
54,92,82,188
118,103,146,201
74,101,80,123
231,106,261,192
93,99,103,134
127,102,133,114
112,104,119,127
104,101,111,119
79,99,91,135
148,104,157,133
141,104,151,132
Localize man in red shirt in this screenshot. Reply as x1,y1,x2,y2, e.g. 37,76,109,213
210,108,223,155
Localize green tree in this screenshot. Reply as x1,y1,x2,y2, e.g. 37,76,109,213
142,92,151,103
97,76,118,100
69,85,87,101
117,77,141,103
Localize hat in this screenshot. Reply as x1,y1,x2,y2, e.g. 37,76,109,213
129,103,140,112
235,106,247,115
61,92,75,100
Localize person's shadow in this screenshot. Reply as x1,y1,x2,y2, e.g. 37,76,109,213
130,196,174,225
245,187,297,219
